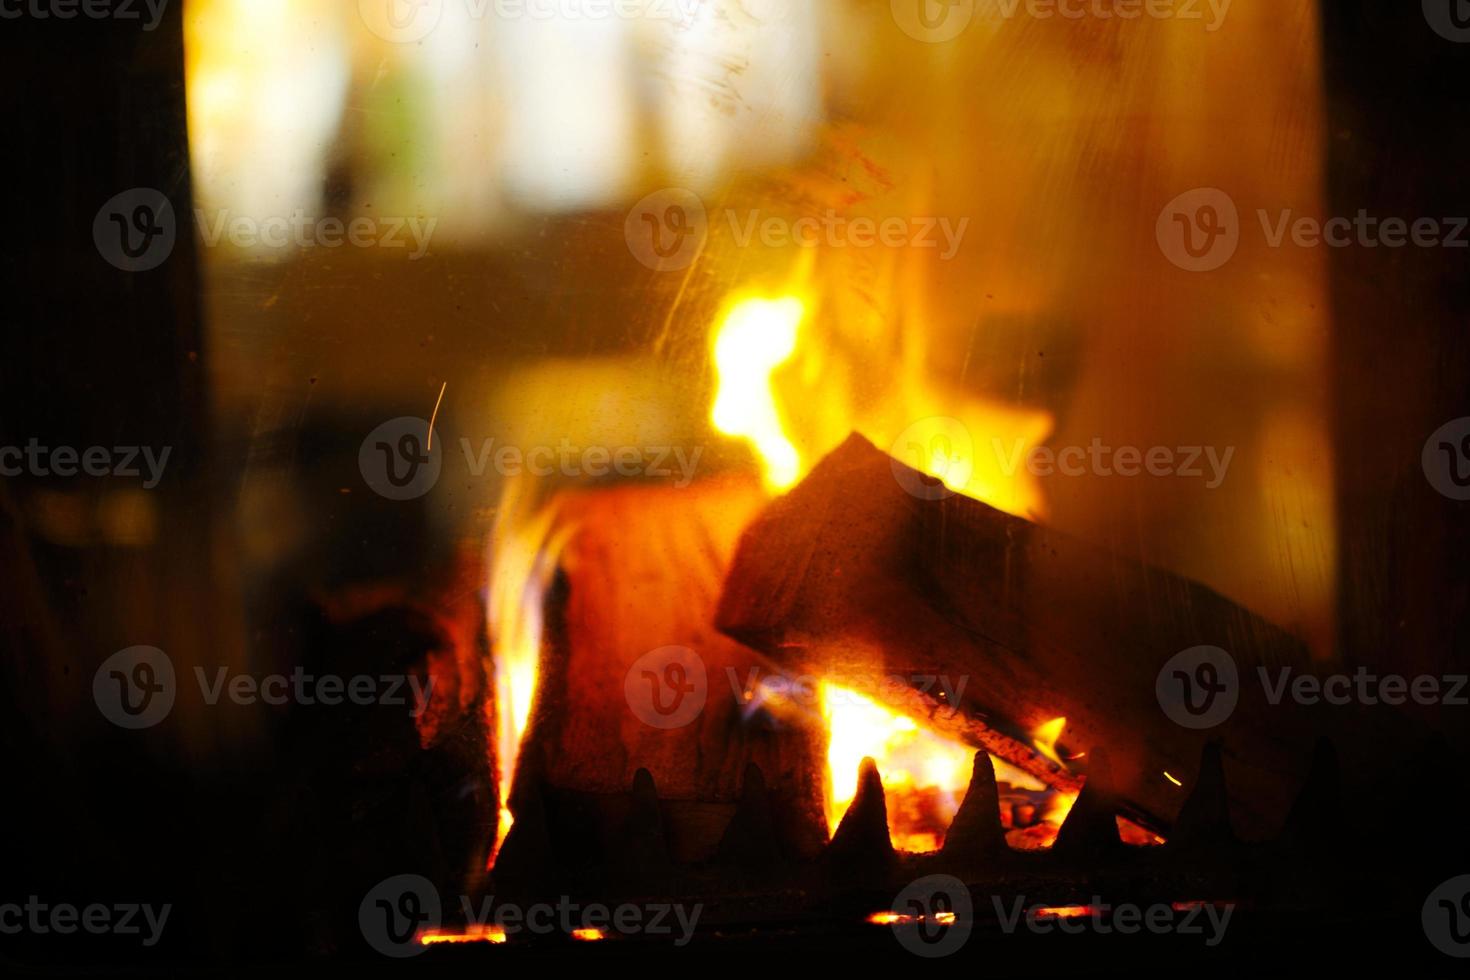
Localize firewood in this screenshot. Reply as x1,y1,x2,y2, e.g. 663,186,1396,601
717,434,1424,840
525,476,827,860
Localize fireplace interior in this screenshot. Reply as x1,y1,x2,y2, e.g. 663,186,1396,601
3,0,1469,972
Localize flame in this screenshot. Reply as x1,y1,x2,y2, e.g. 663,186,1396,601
485,477,577,865
571,928,607,942
418,925,508,946
711,296,806,492
1032,716,1068,767
707,280,1069,853
820,682,974,852
867,911,956,926
1034,906,1094,920
819,682,1083,853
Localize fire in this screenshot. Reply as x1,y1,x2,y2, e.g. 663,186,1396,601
485,477,577,865
820,683,973,852
711,296,806,492
418,925,508,945
1032,716,1068,767
819,683,1083,853
867,911,956,926
711,290,1065,853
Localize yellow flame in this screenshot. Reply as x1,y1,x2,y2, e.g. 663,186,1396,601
820,682,974,853
711,296,806,492
703,287,1085,852
486,477,577,865
867,911,956,926
1032,716,1067,767
418,925,508,945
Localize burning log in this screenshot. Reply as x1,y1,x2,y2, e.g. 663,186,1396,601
716,434,1420,840
517,476,828,862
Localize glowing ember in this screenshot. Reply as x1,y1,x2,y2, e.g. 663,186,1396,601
821,682,973,852
1034,905,1094,920
867,911,956,926
418,925,508,945
820,682,1082,853
711,296,806,492
570,928,607,942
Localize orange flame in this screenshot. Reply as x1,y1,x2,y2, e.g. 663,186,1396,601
710,295,806,492
486,477,577,865
710,288,1065,852
820,682,973,853
1032,716,1068,767
418,925,508,946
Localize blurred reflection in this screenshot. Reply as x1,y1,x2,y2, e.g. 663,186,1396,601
185,0,1335,656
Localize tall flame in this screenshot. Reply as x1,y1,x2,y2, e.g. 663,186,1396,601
709,287,1066,852
711,296,806,492
485,477,576,865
